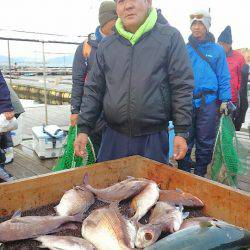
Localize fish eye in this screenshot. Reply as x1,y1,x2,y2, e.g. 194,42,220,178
145,233,153,241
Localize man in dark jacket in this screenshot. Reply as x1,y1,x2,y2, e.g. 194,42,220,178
0,70,15,182
234,63,249,131
70,1,118,154
74,0,194,163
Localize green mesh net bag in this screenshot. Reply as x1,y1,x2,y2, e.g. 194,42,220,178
208,114,248,187
53,126,96,172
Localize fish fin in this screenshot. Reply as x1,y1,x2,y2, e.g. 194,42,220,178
12,210,21,218
48,222,78,234
130,212,139,222
83,172,89,186
72,211,85,222
178,204,184,212
34,236,42,242
53,205,58,214
124,219,137,248
60,223,78,231
215,224,222,229
74,185,86,191
96,196,112,203
126,176,135,180
132,220,143,230
176,188,183,193
182,212,189,219
126,206,135,218
109,202,120,213
199,221,214,228
109,202,135,248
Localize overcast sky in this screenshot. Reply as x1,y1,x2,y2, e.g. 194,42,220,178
0,0,249,59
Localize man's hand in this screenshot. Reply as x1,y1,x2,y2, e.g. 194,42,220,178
220,102,228,115
74,133,88,157
4,111,14,120
70,114,78,127
173,136,188,160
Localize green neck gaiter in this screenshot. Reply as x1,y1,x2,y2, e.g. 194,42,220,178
115,7,157,46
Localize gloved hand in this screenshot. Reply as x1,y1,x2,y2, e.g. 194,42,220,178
220,102,228,115
4,111,14,120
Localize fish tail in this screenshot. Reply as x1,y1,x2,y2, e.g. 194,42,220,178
82,173,94,193
83,173,89,186
34,237,47,248
175,188,183,194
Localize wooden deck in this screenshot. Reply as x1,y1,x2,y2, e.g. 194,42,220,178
4,103,70,178
5,140,54,179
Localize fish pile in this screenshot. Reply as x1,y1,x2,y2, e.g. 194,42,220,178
0,174,249,250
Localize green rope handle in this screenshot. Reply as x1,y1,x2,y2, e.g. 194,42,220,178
71,125,96,168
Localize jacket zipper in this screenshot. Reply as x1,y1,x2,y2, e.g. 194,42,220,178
128,46,134,136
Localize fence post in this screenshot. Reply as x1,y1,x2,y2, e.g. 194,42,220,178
7,40,12,85
42,42,48,125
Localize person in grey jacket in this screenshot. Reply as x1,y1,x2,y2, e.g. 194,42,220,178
70,1,118,154
74,0,194,163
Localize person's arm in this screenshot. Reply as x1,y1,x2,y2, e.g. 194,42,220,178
70,43,88,126
0,71,14,115
74,44,106,156
167,30,194,159
216,47,231,102
167,30,194,134
237,53,246,91
71,44,87,114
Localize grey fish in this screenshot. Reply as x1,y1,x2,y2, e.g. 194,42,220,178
130,181,159,222
82,203,136,250
83,173,149,202
135,202,188,248
55,186,95,216
36,235,96,250
159,189,204,207
0,211,82,242
145,224,250,250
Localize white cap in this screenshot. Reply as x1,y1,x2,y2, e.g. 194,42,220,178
190,10,211,31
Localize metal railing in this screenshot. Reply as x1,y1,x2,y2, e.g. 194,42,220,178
0,31,85,125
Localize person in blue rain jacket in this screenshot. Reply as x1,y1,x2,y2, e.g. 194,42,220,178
178,10,231,177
